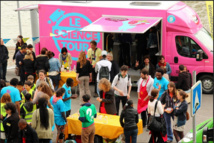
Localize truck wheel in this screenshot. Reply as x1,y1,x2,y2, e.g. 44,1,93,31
199,75,213,94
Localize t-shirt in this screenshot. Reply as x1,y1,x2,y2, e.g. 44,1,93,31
0,86,21,103
62,84,72,111
79,103,97,128
112,74,132,96
87,48,102,66
50,96,66,126
153,77,169,99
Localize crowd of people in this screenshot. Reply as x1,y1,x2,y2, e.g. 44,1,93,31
0,36,192,143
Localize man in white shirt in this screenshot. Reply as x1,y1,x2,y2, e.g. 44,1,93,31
137,68,154,127
95,50,112,97
112,65,132,115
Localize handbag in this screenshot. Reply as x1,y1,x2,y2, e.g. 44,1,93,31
15,66,20,76
147,101,163,132
186,111,190,121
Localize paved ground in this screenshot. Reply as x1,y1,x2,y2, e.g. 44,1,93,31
5,69,213,143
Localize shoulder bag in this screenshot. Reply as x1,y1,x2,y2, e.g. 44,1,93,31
147,101,163,132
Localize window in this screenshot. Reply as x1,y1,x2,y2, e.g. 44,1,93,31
175,36,208,59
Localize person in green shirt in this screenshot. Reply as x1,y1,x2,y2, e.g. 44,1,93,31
78,94,97,143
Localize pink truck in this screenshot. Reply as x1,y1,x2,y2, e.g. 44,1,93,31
16,1,213,93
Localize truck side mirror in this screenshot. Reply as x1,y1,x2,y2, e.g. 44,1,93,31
196,49,203,61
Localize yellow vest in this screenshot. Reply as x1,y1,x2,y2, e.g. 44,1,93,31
0,103,6,132
21,89,34,103
21,103,37,123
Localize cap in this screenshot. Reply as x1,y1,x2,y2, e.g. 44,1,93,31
101,50,107,56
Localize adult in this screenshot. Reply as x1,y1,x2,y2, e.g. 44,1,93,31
0,38,9,81
23,50,36,80
183,66,192,87
13,35,27,61
76,51,92,100
153,68,169,100
112,65,132,115
50,88,67,143
96,78,116,115
59,47,72,70
18,119,39,143
79,94,97,143
27,44,36,60
35,48,50,74
32,97,54,143
0,93,11,143
148,89,167,143
147,27,158,66
0,78,21,114
118,33,132,67
135,32,149,64
3,103,20,143
36,70,54,91
0,79,6,92
134,55,156,78
87,40,102,94
15,45,27,84
47,51,61,91
156,55,172,77
176,65,191,92
95,50,112,97
32,82,53,107
137,68,154,127
160,82,177,143
120,100,139,143
173,90,188,142
106,52,119,83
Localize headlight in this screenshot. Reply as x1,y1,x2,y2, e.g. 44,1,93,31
180,132,193,143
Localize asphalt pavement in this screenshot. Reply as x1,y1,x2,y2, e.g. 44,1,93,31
5,69,213,143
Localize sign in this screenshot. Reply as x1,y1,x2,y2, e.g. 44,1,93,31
191,80,202,116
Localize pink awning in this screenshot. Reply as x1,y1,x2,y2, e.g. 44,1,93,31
80,15,162,33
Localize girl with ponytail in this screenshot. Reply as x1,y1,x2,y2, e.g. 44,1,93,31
32,97,54,143
120,100,139,143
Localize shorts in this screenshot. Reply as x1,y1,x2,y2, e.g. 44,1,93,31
56,124,65,135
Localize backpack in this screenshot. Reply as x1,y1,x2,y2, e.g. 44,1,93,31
115,74,130,86
99,66,110,80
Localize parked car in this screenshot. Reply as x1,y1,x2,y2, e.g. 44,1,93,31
179,118,213,143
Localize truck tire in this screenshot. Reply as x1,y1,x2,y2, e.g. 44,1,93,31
199,75,213,94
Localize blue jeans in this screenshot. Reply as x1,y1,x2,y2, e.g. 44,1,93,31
164,112,173,141
124,128,138,143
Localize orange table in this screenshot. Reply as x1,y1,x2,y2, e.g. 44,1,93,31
64,113,143,139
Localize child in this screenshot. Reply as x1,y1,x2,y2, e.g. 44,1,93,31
27,75,36,91
173,90,188,142
16,81,24,99
20,93,37,124
0,93,11,143
50,88,67,143
79,94,97,143
120,100,138,143
112,65,132,115
21,81,35,103
62,78,77,117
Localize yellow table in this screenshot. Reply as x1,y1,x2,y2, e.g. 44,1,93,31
58,71,78,87
35,71,78,88
64,113,143,139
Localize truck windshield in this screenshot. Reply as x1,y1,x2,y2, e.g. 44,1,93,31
194,27,213,52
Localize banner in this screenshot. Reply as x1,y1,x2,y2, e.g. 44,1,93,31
32,37,39,41
206,1,213,38
22,37,30,43
3,39,10,44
